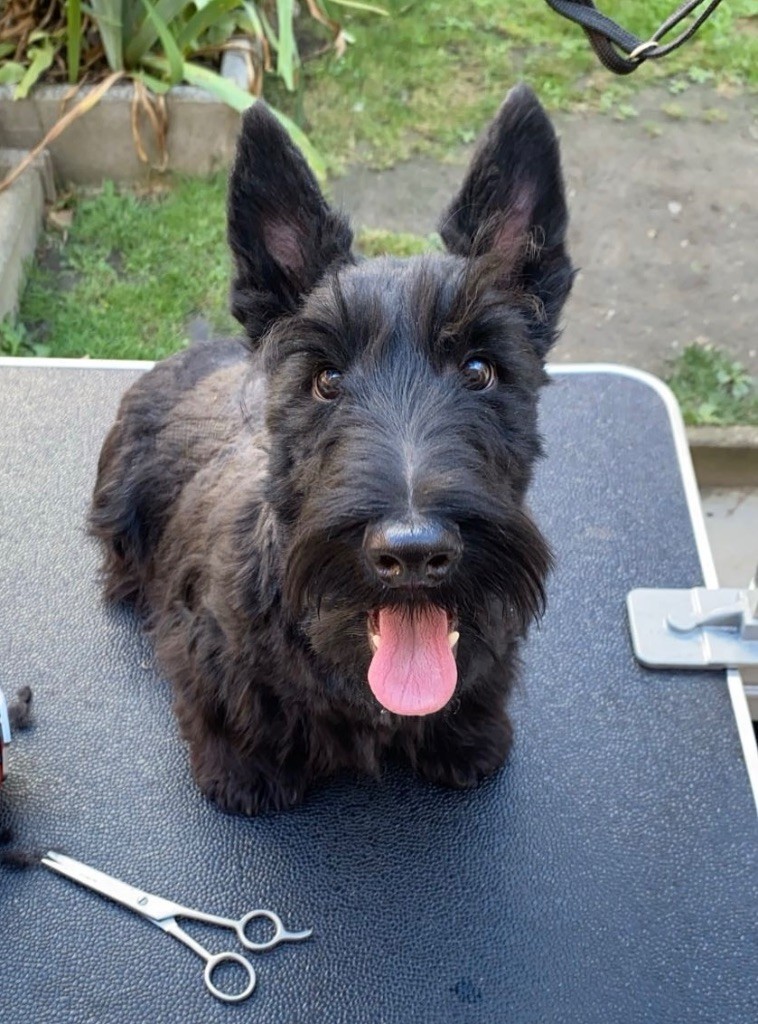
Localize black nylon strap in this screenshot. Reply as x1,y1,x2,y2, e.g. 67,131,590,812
545,0,726,75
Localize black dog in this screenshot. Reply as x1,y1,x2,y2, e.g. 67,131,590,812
90,84,573,815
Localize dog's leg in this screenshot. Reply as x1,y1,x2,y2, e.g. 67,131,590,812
397,689,513,790
192,744,308,817
173,672,313,817
185,720,310,817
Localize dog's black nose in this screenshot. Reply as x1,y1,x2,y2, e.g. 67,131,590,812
364,518,462,587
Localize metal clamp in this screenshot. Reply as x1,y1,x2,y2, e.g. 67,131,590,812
627,588,758,670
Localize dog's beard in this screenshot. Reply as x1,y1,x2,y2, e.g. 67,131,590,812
283,502,552,716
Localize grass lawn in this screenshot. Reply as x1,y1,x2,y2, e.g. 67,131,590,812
0,179,445,361
1,1,756,421
7,178,234,361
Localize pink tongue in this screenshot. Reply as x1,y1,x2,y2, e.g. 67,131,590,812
367,606,457,716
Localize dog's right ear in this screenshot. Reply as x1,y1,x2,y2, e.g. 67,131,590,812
439,84,573,357
228,103,354,341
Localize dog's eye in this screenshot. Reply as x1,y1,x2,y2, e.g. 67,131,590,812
460,358,496,391
313,368,343,401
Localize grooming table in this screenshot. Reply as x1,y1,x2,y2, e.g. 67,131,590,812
0,359,756,1024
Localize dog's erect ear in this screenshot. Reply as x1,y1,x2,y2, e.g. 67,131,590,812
228,103,354,340
439,84,573,355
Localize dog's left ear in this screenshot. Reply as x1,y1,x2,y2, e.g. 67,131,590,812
439,84,573,356
228,103,354,341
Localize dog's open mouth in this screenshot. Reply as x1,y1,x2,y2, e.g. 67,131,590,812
367,606,459,717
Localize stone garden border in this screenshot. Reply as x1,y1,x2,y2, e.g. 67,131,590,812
689,427,758,488
0,83,240,184
0,148,54,319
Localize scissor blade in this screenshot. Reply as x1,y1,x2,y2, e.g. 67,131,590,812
41,851,158,918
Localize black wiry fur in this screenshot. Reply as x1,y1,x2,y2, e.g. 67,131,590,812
90,85,573,815
7,686,33,731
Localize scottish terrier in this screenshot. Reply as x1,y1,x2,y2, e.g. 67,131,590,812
90,84,573,815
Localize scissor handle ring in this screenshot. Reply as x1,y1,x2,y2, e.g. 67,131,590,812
203,951,257,1003
237,909,283,951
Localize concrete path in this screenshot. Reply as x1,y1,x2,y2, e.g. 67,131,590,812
332,86,758,378
702,488,757,587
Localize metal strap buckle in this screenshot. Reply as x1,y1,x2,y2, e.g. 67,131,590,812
627,39,658,62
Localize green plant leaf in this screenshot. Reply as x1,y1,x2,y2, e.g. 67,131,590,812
89,0,124,70
0,42,16,59
324,0,388,14
131,69,172,94
180,58,257,106
0,318,29,356
121,0,141,41
175,0,241,52
257,6,280,53
138,0,184,84
696,401,719,424
14,41,56,99
240,1,266,41
125,0,188,67
0,62,26,86
181,60,326,180
276,0,297,91
66,0,82,82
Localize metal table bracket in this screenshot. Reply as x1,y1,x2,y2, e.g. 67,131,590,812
627,587,758,670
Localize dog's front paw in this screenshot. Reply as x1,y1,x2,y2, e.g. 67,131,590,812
190,738,307,816
412,709,513,790
199,771,305,817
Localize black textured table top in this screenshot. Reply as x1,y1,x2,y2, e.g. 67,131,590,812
0,362,756,1024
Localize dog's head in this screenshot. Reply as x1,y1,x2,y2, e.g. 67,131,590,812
228,86,573,717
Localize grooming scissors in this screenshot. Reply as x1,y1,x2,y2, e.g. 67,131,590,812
41,850,312,1003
